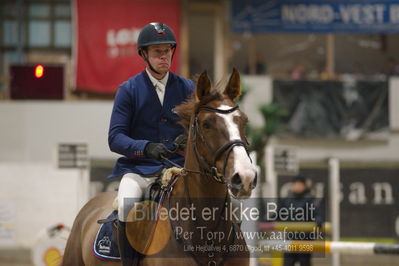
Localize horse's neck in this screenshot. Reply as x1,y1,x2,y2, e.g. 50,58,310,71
166,140,234,251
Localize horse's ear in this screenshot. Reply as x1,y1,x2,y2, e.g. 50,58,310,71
224,68,241,101
196,71,211,100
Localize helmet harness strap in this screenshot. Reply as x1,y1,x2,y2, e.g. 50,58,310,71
142,51,161,75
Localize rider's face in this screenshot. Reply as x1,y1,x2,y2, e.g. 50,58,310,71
145,44,173,75
292,181,306,194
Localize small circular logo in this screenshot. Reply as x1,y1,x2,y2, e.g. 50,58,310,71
126,200,171,255
43,247,62,266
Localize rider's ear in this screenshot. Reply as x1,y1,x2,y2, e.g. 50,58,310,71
196,71,211,101
224,68,241,101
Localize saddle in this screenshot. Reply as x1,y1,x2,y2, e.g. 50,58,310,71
93,167,182,261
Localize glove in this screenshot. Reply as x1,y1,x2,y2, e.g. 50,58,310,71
173,134,187,152
144,142,173,160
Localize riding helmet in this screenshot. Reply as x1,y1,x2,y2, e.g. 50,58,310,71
137,22,176,55
292,174,307,184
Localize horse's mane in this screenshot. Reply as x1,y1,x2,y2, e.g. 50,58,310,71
174,92,221,132
174,78,227,132
173,93,197,132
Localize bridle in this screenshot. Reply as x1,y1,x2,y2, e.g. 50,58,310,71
157,103,250,266
161,103,251,184
191,104,250,183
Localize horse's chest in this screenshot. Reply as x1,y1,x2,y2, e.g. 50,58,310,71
141,228,248,266
141,238,194,265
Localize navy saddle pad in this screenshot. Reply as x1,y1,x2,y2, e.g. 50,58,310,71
93,181,162,261
93,210,121,261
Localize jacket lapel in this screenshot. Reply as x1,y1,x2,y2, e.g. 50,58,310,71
142,70,163,108
161,73,175,115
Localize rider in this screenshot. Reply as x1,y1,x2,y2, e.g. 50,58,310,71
108,22,194,265
279,175,325,266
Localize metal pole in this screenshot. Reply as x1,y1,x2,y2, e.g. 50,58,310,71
16,0,25,63
329,158,340,266
265,145,277,198
214,12,224,82
248,34,256,75
326,34,335,79
180,0,190,77
249,151,259,266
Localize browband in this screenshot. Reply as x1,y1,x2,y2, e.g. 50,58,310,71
195,105,239,115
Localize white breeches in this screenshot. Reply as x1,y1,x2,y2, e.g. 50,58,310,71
118,173,157,222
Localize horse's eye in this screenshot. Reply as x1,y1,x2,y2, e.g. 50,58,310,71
202,120,212,130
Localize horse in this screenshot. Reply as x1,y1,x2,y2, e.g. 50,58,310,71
62,68,258,266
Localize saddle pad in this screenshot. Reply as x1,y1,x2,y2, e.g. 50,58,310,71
93,211,121,261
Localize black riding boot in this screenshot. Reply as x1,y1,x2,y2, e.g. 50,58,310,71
117,220,138,266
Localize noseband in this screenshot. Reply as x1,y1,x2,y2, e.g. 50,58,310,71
191,104,250,183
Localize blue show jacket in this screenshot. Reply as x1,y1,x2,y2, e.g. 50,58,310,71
108,70,195,178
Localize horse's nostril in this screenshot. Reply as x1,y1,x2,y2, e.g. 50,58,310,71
251,173,258,189
230,173,242,189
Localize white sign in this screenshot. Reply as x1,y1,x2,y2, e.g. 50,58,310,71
274,147,299,175
57,143,88,169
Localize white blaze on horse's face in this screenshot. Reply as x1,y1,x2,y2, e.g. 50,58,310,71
217,104,257,199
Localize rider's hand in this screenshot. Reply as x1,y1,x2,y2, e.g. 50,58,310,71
173,134,187,152
144,143,173,160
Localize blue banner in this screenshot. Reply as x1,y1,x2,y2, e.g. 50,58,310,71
231,0,399,33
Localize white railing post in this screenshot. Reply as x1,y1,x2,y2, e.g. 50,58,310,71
329,158,340,266
265,145,277,198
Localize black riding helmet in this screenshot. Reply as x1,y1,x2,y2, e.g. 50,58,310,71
137,22,177,74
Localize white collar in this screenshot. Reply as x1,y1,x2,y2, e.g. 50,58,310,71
146,68,169,87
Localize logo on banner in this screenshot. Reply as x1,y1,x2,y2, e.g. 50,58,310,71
107,27,141,58
231,1,399,33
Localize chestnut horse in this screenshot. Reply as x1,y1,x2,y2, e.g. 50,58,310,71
62,69,257,266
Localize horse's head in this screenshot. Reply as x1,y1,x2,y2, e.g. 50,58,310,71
176,68,257,199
